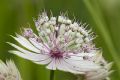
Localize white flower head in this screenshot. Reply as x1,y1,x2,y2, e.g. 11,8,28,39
0,60,22,80
8,12,100,74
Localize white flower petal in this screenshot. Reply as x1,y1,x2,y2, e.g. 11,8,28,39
65,58,100,72
55,59,68,72
34,57,52,65
29,38,50,53
9,50,50,65
12,34,40,53
86,69,109,80
8,42,50,60
61,59,85,74
84,54,113,80
8,42,38,54
0,60,9,73
46,58,57,70
69,53,95,57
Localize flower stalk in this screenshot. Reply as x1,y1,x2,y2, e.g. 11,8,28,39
77,75,84,80
50,70,54,80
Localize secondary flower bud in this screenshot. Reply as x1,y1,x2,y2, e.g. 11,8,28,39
0,60,22,80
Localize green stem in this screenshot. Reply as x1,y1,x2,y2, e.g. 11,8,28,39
50,70,54,80
77,75,84,80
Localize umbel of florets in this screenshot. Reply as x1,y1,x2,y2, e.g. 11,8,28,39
8,11,113,79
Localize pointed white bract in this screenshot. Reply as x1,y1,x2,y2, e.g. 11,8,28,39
0,60,22,80
84,53,113,80
9,12,101,74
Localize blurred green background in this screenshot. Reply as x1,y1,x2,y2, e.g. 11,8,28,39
0,0,120,80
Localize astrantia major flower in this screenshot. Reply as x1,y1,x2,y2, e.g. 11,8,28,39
0,60,22,80
8,12,101,74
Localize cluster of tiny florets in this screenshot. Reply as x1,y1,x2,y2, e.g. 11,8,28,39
23,12,97,55
8,12,113,80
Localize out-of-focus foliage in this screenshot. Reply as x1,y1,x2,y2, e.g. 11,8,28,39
0,0,120,80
